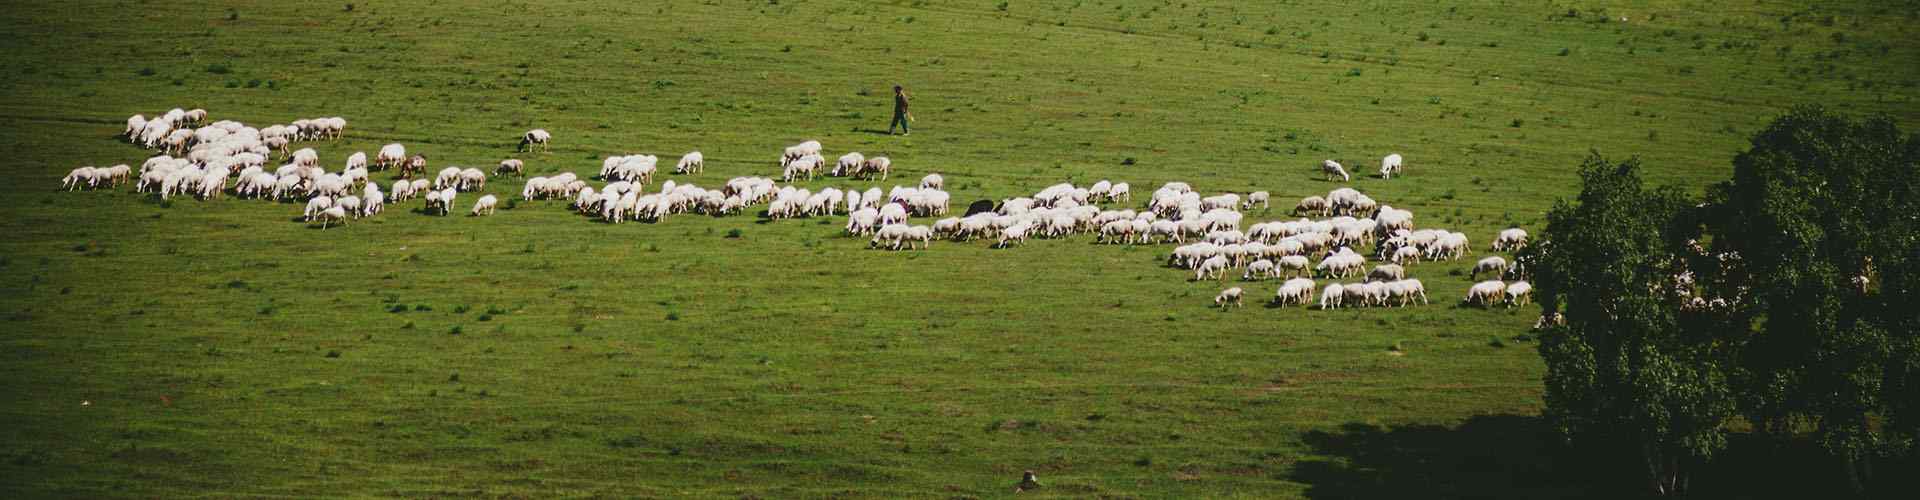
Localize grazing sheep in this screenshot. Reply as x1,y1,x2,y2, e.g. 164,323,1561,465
835,152,866,177
1504,281,1532,308
1243,259,1277,281
1194,255,1230,281
1320,283,1345,309
435,167,462,190
335,195,363,218
402,154,428,178
1243,191,1270,210
363,191,385,217
920,173,944,190
1367,264,1405,282
1215,287,1245,308
520,129,551,152
1296,196,1329,216
314,206,348,229
1275,278,1316,307
496,159,525,177
1492,228,1530,252
458,168,487,191
1109,182,1131,202
303,196,335,221
1322,159,1350,182
675,151,704,174
860,156,892,180
1470,256,1509,280
346,151,368,171
1380,153,1404,179
471,194,499,216
376,143,406,170
1465,280,1506,307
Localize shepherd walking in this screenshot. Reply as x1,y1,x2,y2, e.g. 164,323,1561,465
889,85,912,136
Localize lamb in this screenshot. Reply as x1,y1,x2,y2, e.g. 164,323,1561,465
519,129,552,152
1504,281,1532,308
1380,153,1404,179
496,159,524,177
471,194,499,216
1492,228,1530,252
1470,256,1509,280
1465,280,1507,307
1275,278,1316,307
1321,159,1350,182
675,151,704,174
1214,287,1245,308
314,206,348,230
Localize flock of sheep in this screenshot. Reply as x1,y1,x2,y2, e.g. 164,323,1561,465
64,108,1538,311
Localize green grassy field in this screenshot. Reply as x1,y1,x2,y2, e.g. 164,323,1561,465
2,1,1916,497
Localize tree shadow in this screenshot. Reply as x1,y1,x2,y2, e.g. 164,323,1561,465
1291,415,1920,499
1291,415,1611,499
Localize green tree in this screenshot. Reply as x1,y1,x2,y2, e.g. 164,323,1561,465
1704,106,1919,493
1530,153,1735,496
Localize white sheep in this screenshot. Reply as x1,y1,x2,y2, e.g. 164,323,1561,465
520,129,551,152
1493,228,1530,252
1470,256,1509,280
1320,283,1345,309
675,151,704,174
1322,159,1350,182
376,143,406,169
496,159,525,177
920,173,944,190
1273,278,1314,307
458,168,487,191
363,191,386,217
1380,153,1404,179
860,156,892,180
835,152,866,177
1465,280,1507,307
314,206,348,229
1215,287,1245,308
471,194,499,216
1243,191,1270,210
303,196,335,221
346,151,368,171
1504,281,1533,308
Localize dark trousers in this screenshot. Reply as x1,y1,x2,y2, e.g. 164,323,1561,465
889,112,909,134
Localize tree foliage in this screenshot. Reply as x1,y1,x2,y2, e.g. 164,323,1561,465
1532,107,1918,496
1704,106,1919,492
1531,153,1733,496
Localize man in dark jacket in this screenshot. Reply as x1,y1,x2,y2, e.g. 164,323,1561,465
889,85,912,136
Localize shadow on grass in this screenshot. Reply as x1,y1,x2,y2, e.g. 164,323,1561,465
1291,415,1605,499
1292,415,1920,499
